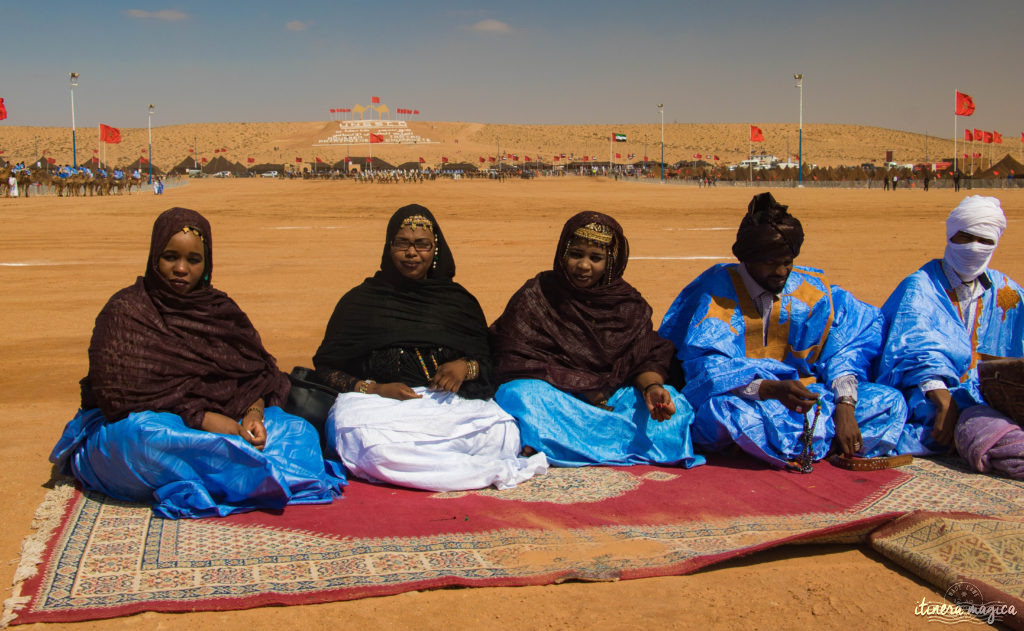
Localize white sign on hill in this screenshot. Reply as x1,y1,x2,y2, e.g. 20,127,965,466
314,120,435,146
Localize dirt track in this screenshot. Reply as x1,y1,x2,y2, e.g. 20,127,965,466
2,178,1019,629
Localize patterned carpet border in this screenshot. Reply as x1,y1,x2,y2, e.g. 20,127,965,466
4,456,1023,626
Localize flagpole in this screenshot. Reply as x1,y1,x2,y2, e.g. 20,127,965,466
953,89,958,175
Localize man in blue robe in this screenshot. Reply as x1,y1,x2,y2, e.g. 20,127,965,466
659,193,907,468
878,195,1024,456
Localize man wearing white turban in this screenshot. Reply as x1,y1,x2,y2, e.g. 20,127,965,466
877,196,1024,457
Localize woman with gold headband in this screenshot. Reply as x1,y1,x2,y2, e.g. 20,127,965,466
311,204,548,491
50,208,345,519
490,212,705,468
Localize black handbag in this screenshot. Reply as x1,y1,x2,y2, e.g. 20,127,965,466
283,366,339,449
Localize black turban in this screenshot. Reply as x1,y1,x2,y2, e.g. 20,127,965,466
731,192,804,262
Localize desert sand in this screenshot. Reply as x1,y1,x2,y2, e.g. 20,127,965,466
2,177,1021,629
2,120,1017,171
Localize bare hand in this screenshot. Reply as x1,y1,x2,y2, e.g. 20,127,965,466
927,389,959,446
759,379,819,413
829,402,862,456
429,360,468,393
582,389,613,411
373,382,423,401
643,385,676,422
240,415,267,451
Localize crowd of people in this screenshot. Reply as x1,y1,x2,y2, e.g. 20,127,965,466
50,194,1023,519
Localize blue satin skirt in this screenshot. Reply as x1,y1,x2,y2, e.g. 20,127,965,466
691,382,908,468
495,379,706,468
50,407,346,519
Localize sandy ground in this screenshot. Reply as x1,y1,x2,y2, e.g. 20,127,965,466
3,120,1017,171
2,178,1021,630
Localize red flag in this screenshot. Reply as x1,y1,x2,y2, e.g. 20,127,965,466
47,157,56,164
0,97,6,120
983,131,993,144
214,149,220,153
413,110,419,115
441,156,449,163
295,157,303,163
247,157,255,164
369,133,384,143
371,96,380,104
489,157,495,162
615,153,621,159
974,153,982,158
553,156,559,161
994,131,1002,144
330,108,336,113
140,157,149,164
418,157,425,163
644,156,648,162
994,170,1000,176
750,125,764,142
222,148,227,152
583,156,589,162
525,156,532,162
1021,133,1024,143
99,124,121,144
201,157,208,163
344,157,351,162
141,148,146,154
315,157,323,163
478,157,485,163
714,155,720,161
693,154,701,159
974,128,982,140
93,149,99,154
965,129,973,142
955,91,975,116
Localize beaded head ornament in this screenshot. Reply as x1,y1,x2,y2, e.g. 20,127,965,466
563,222,617,286
398,214,439,269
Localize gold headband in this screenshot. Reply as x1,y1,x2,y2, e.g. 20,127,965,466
181,226,205,242
573,222,613,245
400,215,434,232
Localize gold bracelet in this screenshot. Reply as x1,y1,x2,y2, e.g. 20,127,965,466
463,359,479,381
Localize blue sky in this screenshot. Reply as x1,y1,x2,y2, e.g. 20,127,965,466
2,0,1020,137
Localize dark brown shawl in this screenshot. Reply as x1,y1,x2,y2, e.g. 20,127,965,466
489,211,674,394
82,207,289,427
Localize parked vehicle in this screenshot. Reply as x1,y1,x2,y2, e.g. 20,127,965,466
260,171,279,178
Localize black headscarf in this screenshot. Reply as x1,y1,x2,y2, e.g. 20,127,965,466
731,192,804,262
313,204,494,398
84,207,289,427
489,211,675,394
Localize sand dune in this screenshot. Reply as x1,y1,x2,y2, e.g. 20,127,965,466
2,120,1012,170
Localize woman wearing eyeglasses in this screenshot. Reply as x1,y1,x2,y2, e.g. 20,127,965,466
311,204,547,491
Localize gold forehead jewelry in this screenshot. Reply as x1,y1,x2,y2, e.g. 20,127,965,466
181,226,205,242
573,222,613,245
400,215,434,232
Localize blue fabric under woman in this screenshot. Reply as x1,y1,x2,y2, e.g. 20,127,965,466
490,211,705,468
50,207,344,518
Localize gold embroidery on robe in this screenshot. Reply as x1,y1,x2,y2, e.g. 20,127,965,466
946,285,984,383
997,283,1020,322
698,295,738,335
726,267,834,384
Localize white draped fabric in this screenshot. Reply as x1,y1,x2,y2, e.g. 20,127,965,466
327,387,548,492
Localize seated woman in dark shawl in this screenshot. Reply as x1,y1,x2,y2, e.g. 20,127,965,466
312,204,547,492
490,211,705,468
50,208,344,519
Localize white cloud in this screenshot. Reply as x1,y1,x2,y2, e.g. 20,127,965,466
470,19,510,32
286,20,311,32
124,9,187,21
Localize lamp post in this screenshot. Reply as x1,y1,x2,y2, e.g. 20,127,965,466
657,103,664,182
147,104,154,184
69,72,79,168
794,73,803,186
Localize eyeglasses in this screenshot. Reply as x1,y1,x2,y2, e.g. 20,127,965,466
391,238,435,252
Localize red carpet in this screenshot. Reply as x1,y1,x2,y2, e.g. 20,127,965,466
6,455,1023,626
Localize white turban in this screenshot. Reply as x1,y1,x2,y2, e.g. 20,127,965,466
946,195,1006,243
